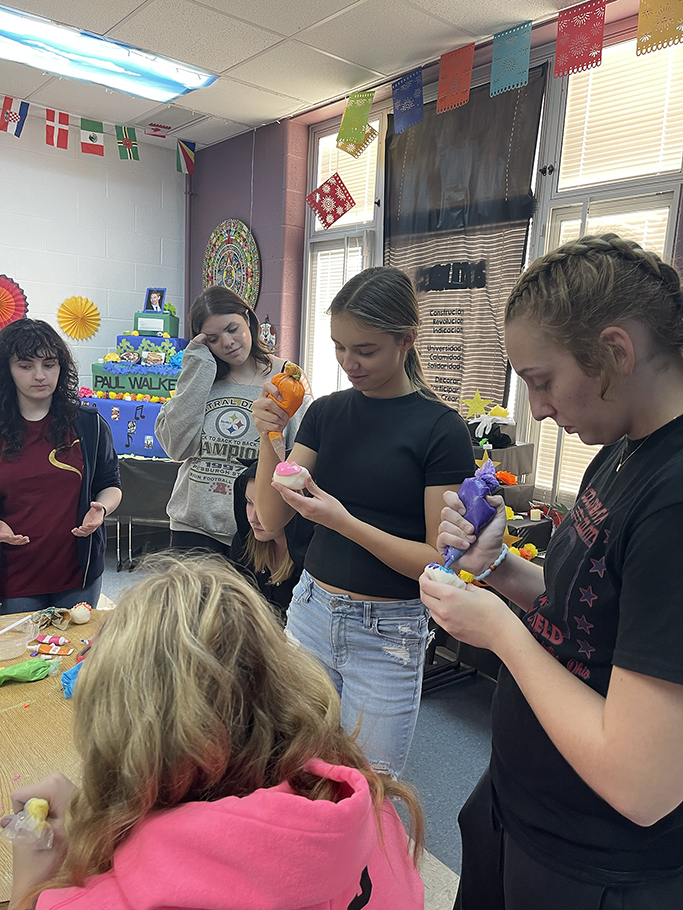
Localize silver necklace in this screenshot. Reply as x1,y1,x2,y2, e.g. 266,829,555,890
615,434,652,472
230,359,259,386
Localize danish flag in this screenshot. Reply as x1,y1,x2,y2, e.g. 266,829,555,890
46,109,69,149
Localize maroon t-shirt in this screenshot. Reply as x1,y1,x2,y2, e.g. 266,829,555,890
0,415,83,598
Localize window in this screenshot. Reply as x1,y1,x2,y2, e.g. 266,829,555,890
302,114,387,397
524,36,683,506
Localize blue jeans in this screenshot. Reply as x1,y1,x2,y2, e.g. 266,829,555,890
1,576,103,615
286,570,430,778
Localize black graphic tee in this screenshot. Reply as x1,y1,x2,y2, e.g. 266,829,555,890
491,416,683,883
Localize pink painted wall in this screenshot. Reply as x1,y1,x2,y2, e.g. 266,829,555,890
188,119,308,361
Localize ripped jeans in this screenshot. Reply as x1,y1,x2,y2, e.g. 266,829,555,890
286,570,430,778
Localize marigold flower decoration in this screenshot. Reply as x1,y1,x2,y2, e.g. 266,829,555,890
58,296,101,340
496,470,517,485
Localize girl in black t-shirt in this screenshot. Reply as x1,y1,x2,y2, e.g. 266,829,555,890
422,234,683,909
252,267,475,778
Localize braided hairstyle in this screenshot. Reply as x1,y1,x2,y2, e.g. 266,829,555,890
329,266,440,401
506,234,683,395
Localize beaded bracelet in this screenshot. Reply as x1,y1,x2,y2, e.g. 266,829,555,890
459,543,509,584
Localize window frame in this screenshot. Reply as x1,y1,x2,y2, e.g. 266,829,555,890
516,27,683,505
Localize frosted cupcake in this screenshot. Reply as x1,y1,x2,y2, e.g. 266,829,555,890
272,461,310,490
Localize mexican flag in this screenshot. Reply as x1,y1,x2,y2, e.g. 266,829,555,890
81,118,104,156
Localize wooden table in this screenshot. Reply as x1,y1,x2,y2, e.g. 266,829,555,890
0,611,106,903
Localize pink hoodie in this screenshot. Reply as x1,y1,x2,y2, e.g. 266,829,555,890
37,760,424,910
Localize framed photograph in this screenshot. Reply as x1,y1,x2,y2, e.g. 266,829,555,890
144,287,167,312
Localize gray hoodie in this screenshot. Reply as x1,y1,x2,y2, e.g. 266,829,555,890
155,343,310,545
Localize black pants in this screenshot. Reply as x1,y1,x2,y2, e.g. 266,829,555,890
455,769,683,910
170,530,231,560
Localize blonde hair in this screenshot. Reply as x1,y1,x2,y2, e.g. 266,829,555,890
329,266,440,401
242,529,295,586
506,233,683,395
44,555,423,892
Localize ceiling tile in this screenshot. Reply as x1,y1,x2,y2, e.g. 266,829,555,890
173,117,247,146
227,40,381,104
109,0,284,73
7,1,147,35
300,0,472,74
135,104,209,130
174,77,306,125
0,59,54,97
404,0,563,34
28,78,160,124
199,0,360,38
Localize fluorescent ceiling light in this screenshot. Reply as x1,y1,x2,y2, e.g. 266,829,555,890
0,5,217,102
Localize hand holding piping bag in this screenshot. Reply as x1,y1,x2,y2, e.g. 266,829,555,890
443,459,500,568
267,362,305,462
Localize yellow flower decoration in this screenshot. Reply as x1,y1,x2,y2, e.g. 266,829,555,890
505,506,515,520
162,332,170,338
522,543,538,558
103,353,120,363
489,405,509,417
131,330,139,336
459,570,475,584
57,296,101,340
509,546,521,556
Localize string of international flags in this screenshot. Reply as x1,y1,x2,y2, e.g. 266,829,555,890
305,0,682,229
0,97,197,174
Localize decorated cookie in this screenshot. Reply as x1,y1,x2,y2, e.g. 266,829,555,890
423,563,466,588
272,461,310,490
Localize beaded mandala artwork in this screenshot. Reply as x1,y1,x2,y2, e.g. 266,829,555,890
202,219,261,309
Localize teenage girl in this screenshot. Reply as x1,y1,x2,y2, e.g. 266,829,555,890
253,266,475,777
5,554,424,910
156,286,310,556
422,234,683,909
0,319,121,614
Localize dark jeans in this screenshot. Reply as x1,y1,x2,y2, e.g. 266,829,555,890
1,575,103,616
170,530,231,560
455,769,683,910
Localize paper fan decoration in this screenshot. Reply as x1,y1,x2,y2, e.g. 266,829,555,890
0,274,28,329
58,296,101,340
202,219,261,309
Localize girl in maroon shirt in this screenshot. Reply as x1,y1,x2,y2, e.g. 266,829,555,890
0,319,121,614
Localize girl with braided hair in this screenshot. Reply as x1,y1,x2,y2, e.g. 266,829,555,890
421,234,683,909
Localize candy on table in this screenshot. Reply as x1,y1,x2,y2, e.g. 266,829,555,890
70,602,92,624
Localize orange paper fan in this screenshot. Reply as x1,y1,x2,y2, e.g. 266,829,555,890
58,296,101,340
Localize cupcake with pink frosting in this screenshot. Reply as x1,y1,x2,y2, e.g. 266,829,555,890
272,461,310,490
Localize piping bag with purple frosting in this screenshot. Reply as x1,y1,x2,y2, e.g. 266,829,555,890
443,459,500,568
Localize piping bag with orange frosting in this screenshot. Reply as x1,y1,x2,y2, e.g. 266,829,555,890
267,362,305,462
443,459,499,568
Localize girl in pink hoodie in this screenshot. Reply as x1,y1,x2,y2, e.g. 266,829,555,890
5,554,424,910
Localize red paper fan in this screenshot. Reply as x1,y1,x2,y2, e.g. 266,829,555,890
0,275,28,329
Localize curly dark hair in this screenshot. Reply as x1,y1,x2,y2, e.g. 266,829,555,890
0,318,80,458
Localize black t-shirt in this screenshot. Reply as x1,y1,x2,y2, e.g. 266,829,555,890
296,389,475,599
491,416,683,883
